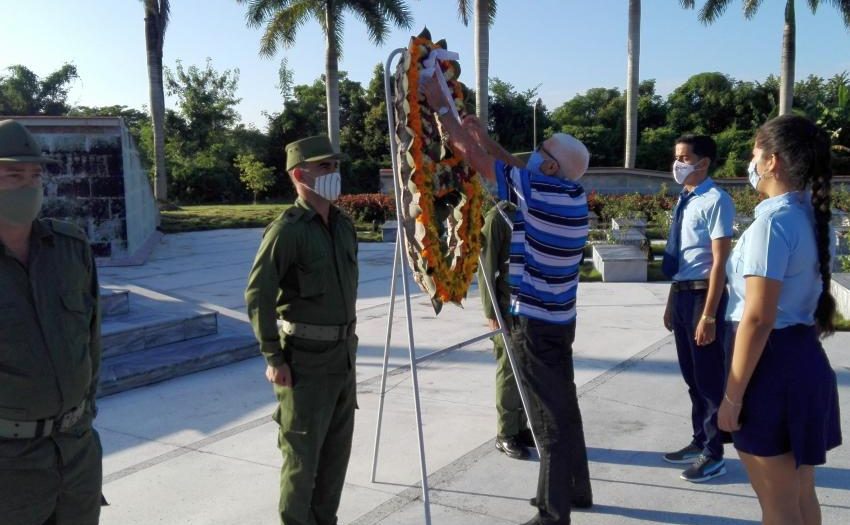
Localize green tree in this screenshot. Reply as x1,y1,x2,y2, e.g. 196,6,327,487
143,0,170,202
680,0,850,116
0,64,78,116
489,78,549,154
362,63,391,164
667,72,736,135
550,86,624,165
165,59,241,150
237,0,413,151
236,153,276,203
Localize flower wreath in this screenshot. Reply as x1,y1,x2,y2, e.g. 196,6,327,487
392,28,486,313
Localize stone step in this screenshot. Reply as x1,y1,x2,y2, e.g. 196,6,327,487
97,332,258,397
100,289,130,317
100,290,220,358
102,310,218,358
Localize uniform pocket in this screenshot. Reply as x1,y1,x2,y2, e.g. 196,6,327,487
60,289,93,363
296,261,328,298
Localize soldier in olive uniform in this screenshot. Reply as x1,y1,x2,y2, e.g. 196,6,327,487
245,135,358,525
0,119,103,524
479,200,534,460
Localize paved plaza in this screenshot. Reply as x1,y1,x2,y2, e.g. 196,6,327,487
95,229,850,524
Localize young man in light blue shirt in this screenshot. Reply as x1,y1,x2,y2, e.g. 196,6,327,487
661,134,735,482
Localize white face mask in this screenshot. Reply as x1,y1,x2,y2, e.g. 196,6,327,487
747,160,761,191
303,171,341,201
671,160,696,185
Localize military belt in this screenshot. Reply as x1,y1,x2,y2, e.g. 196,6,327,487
280,319,356,342
671,279,710,292
0,401,87,439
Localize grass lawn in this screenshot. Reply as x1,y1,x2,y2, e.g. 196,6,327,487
161,203,383,242
160,203,291,233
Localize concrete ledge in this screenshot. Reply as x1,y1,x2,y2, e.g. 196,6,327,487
592,244,647,282
381,221,398,243
832,273,850,319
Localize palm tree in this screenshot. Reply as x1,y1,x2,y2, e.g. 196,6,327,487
457,1,497,128
238,0,413,151
625,0,640,168
680,0,850,116
143,0,169,203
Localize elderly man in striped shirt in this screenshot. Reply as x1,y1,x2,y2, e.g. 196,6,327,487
423,75,592,525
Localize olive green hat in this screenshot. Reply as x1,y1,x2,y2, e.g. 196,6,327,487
0,119,58,164
285,135,348,171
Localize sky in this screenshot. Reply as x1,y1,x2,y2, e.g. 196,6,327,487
2,0,849,130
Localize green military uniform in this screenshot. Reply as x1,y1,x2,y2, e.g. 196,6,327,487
478,201,528,439
245,194,358,525
0,219,102,525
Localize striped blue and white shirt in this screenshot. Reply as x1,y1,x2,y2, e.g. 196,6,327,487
494,160,589,324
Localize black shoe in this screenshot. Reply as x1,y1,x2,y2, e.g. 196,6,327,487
516,428,536,448
529,495,593,509
663,443,702,464
496,435,530,459
680,454,726,483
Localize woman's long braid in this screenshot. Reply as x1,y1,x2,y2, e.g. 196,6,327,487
810,130,836,336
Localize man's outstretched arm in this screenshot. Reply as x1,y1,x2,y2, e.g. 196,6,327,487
421,73,496,183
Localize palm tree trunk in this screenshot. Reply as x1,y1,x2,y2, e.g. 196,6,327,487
779,0,796,115
325,2,341,151
474,0,489,128
625,0,641,168
145,10,168,203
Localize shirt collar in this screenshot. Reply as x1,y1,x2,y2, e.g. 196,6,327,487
691,177,715,197
0,220,52,257
294,196,341,222
753,191,806,219
294,197,318,221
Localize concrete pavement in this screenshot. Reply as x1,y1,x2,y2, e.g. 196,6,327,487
95,229,850,524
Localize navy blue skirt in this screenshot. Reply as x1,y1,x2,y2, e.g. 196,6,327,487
733,324,842,466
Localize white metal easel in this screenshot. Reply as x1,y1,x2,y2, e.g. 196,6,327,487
368,48,541,525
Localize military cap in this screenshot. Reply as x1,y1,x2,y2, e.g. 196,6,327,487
285,135,348,171
0,120,58,164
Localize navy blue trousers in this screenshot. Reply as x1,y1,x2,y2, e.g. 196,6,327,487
671,288,730,460
511,317,590,525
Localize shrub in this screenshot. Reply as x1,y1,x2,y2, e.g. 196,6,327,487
591,191,675,222
337,193,396,223
727,187,763,217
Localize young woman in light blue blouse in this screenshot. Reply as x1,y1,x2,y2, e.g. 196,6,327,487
720,115,841,524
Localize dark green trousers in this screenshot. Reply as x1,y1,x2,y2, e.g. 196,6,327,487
0,425,102,525
274,368,356,525
493,333,528,438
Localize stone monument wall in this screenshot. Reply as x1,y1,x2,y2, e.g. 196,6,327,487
18,116,158,262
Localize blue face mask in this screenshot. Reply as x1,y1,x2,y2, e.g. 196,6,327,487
526,151,545,175
747,160,761,191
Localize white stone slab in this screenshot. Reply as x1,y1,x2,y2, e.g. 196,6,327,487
611,217,647,234
592,244,647,283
